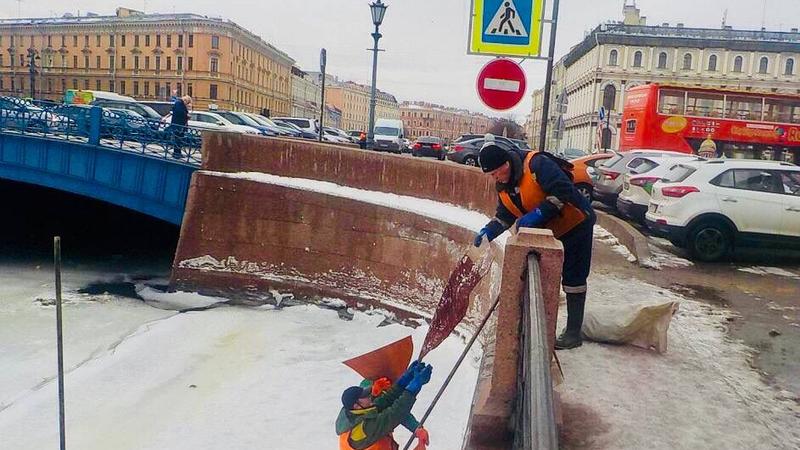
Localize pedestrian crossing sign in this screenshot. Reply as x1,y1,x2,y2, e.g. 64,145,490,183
469,0,544,58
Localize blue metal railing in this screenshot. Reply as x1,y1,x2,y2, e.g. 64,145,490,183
0,96,202,165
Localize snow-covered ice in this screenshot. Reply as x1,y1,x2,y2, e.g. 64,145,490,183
0,266,479,450
738,266,800,279
593,225,637,263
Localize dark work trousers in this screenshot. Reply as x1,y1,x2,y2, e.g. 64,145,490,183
559,212,595,295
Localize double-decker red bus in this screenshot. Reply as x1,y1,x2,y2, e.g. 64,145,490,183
620,83,799,164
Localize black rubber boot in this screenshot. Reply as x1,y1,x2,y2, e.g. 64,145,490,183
555,292,586,350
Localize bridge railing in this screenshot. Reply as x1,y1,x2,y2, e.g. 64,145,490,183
0,96,202,166
512,253,559,449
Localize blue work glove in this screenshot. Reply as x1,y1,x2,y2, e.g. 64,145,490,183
474,220,505,247
396,361,421,388
405,364,433,395
516,208,546,230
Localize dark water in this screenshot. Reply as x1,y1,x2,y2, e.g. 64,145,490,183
0,178,178,274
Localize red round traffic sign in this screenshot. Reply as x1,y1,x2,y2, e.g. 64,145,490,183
476,58,527,111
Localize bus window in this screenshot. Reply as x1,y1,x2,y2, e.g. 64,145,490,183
625,119,636,133
726,96,763,121
764,98,794,123
686,92,724,117
658,89,685,115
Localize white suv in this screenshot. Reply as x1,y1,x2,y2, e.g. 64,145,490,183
646,159,800,261
617,155,705,221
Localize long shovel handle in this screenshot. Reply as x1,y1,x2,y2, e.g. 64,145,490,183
402,294,502,450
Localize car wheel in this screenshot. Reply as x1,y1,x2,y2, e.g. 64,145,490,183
576,183,593,202
463,155,478,166
687,220,731,262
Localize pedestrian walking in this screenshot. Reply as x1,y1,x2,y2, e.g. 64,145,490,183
169,95,191,158
336,362,432,450
474,141,596,349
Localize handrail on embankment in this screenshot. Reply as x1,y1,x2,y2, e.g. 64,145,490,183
512,254,558,449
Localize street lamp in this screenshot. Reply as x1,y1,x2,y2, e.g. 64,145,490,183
366,0,387,150
27,48,40,100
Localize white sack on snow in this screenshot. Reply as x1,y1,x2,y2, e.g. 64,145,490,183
582,301,679,353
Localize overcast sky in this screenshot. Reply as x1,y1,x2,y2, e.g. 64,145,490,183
4,0,800,121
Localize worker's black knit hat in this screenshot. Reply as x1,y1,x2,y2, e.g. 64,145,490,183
341,386,370,408
479,143,509,173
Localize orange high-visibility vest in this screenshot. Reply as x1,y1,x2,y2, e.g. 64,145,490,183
339,431,397,450
499,152,587,238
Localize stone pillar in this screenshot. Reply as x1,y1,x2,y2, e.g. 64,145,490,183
464,228,563,449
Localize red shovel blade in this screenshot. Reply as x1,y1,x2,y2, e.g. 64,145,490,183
343,335,413,383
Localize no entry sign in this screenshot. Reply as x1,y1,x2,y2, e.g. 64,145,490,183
476,58,527,111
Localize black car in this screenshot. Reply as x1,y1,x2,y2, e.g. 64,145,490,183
411,136,446,160
447,137,520,166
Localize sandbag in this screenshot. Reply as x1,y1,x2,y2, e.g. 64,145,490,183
581,302,679,353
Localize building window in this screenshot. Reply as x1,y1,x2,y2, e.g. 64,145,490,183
84,35,89,47
120,56,126,69
155,81,161,98
156,35,161,47
602,84,617,111
165,82,171,98
166,56,172,71
166,35,172,48
210,83,218,99
133,81,139,96
72,78,78,89
145,56,150,70
155,56,161,72
96,55,101,69
134,55,140,70
145,35,150,47
109,35,115,47
73,55,78,68
188,34,194,48
178,34,183,48
786,58,795,75
84,79,89,89
60,78,66,93
211,35,220,49
633,51,643,68
73,35,77,47
61,35,65,47
109,55,115,70
47,35,52,47
187,82,193,97
708,54,718,71
683,53,693,70
96,35,101,47
144,81,150,96
187,57,193,71
134,35,140,47
733,55,744,73
109,80,115,92
177,56,183,71
210,57,219,73
94,79,100,90
119,80,126,95
759,56,769,74
657,52,668,69
121,35,126,47
176,83,182,96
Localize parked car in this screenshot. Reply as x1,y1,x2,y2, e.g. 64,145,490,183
402,138,412,153
594,149,689,206
139,101,174,117
323,126,355,143
447,136,521,166
557,148,589,160
411,136,446,160
569,153,616,201
273,119,317,139
273,116,319,136
512,139,532,151
617,155,705,221
454,134,483,143
163,111,261,134
214,110,278,136
645,159,800,261
0,96,66,131
91,99,163,121
243,113,300,137
321,127,351,144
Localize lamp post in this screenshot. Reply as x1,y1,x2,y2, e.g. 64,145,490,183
366,0,387,150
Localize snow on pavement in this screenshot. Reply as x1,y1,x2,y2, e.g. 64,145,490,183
593,225,637,263
0,293,480,450
558,274,800,449
737,266,800,279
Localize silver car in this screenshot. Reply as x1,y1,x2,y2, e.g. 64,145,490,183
593,149,689,206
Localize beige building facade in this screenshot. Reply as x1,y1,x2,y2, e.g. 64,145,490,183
531,2,800,152
291,66,320,119
326,80,400,132
400,101,494,142
0,7,294,115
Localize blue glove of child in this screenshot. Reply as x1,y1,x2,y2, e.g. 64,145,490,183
474,220,505,247
516,208,545,230
405,364,433,395
396,361,421,388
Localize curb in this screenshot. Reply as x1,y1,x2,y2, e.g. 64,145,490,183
595,211,653,268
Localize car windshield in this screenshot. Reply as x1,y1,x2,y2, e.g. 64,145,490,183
601,153,625,168
218,112,247,125
374,126,400,136
233,114,262,127
276,121,302,132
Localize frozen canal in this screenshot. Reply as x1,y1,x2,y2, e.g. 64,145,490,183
0,258,480,449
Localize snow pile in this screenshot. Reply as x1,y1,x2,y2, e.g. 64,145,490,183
136,284,228,310
738,266,800,279
643,243,694,270
0,292,480,450
559,275,800,449
593,225,636,263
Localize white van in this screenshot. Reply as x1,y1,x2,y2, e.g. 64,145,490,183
373,119,404,153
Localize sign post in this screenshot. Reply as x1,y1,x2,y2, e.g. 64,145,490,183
318,48,327,143
536,0,560,152
476,58,527,111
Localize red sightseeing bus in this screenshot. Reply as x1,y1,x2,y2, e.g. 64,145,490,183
620,83,800,164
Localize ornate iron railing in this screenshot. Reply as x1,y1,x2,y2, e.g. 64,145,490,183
0,96,202,165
